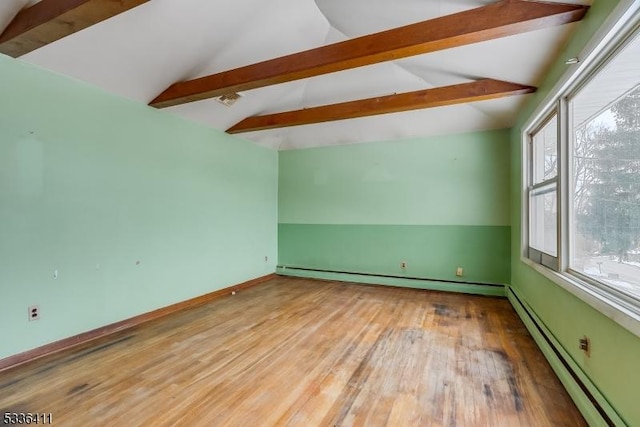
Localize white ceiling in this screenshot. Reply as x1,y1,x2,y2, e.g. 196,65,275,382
0,0,590,150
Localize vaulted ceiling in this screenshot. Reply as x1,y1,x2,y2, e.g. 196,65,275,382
0,0,591,150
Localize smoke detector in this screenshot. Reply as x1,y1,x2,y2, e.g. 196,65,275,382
216,93,242,107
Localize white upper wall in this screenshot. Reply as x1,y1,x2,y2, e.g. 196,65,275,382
0,0,591,150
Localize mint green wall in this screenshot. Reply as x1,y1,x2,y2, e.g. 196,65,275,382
0,56,278,360
510,1,640,424
279,224,509,284
279,129,511,286
279,130,510,226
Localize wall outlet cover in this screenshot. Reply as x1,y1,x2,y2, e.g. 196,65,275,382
28,305,40,321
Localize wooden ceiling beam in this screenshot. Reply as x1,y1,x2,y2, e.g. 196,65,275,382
151,0,586,108
226,79,536,133
0,0,149,57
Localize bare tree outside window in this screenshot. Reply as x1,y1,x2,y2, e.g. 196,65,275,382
571,74,640,298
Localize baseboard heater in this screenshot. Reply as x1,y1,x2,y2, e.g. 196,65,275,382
277,265,505,296
507,287,625,426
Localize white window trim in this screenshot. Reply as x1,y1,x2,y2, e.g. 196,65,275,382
520,0,640,339
522,257,640,338
527,110,560,267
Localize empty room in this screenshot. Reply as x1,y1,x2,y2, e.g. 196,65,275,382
1,0,639,425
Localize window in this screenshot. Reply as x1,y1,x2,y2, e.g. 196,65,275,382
569,31,640,301
528,114,559,268
525,17,640,312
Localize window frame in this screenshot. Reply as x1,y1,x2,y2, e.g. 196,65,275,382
527,110,560,270
521,1,640,338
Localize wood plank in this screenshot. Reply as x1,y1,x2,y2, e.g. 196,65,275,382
150,0,587,108
0,273,276,373
0,0,149,57
226,79,536,133
0,277,586,426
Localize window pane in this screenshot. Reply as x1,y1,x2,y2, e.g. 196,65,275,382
532,115,558,184
570,32,640,299
530,185,558,256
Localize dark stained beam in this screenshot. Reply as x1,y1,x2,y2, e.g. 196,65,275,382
0,0,149,57
151,0,586,108
226,79,536,133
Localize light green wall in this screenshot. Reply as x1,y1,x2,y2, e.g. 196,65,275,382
279,224,509,284
279,129,511,287
280,130,510,226
510,1,640,425
0,56,278,360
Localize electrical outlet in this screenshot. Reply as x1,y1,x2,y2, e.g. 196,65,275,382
28,305,40,321
456,267,464,277
579,336,590,356
400,261,407,269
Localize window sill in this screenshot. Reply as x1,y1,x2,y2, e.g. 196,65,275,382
520,256,640,339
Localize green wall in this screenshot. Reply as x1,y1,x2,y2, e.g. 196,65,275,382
0,56,278,360
4,1,637,421
510,1,640,424
279,130,511,287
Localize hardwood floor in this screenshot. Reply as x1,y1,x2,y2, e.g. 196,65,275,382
0,277,585,426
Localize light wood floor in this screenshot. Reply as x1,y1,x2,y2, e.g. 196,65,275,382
0,277,585,426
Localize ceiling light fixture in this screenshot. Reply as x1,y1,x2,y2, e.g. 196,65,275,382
216,93,242,107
